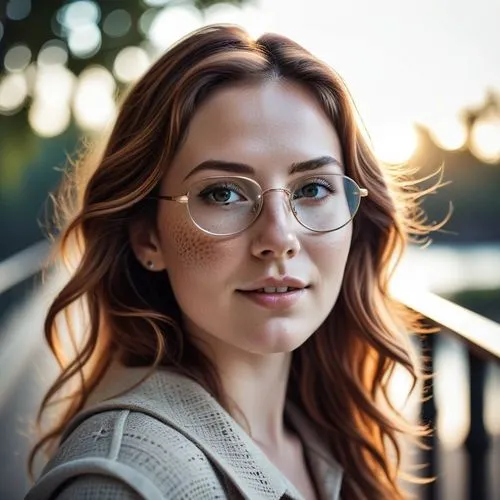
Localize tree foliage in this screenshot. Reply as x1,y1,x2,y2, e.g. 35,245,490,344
0,0,249,193
0,0,248,75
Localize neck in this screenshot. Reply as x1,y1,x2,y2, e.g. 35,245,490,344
211,347,294,454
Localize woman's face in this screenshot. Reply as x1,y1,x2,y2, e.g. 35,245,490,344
145,81,352,356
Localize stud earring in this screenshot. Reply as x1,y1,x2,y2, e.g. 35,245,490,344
146,260,154,269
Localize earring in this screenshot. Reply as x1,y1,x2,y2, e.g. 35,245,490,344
146,260,154,270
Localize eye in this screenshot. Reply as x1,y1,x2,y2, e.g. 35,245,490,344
293,178,335,200
198,182,247,205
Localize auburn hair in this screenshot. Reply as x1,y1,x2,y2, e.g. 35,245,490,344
30,24,441,499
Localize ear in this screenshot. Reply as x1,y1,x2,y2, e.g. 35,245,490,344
128,217,167,272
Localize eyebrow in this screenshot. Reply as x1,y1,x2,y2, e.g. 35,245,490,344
183,155,343,181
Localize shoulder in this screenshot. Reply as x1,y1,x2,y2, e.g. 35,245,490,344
27,409,228,500
47,474,142,499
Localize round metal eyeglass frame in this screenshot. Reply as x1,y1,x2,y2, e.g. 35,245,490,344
155,174,369,237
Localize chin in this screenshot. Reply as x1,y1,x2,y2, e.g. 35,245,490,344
240,324,313,355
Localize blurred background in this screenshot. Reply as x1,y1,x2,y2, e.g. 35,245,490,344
0,0,499,499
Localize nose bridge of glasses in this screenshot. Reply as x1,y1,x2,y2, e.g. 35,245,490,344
260,187,293,208
257,187,297,225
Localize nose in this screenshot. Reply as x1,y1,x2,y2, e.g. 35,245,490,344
250,189,301,261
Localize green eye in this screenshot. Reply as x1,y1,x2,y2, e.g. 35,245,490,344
199,183,247,205
293,180,335,200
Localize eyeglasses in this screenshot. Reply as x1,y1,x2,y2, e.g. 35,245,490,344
156,174,368,236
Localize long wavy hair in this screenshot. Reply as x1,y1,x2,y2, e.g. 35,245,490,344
29,24,442,499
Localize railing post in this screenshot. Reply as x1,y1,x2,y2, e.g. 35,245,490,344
420,333,438,500
464,350,490,500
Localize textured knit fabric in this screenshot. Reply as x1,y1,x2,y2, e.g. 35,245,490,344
53,475,141,499
26,365,343,500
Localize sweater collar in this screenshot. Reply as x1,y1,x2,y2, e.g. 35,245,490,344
74,366,343,500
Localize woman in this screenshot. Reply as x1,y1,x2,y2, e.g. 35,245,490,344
27,24,436,500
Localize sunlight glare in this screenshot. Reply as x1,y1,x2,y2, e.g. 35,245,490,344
370,122,418,164
470,113,500,163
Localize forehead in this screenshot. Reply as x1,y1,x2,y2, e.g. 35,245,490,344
165,80,343,185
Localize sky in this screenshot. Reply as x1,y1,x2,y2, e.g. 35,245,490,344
260,0,500,119
193,0,500,162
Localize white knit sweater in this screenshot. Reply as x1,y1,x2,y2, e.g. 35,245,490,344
26,366,343,499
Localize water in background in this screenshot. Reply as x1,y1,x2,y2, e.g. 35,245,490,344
401,243,500,295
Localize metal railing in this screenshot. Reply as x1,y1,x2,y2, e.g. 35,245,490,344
390,284,500,500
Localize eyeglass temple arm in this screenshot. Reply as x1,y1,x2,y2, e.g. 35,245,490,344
359,188,368,197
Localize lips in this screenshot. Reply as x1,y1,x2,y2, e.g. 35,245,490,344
237,286,307,309
239,276,308,293
254,286,300,293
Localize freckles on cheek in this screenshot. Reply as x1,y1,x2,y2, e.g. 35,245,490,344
170,220,220,268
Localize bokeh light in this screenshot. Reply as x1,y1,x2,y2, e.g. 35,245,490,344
103,9,132,38
148,6,202,50
38,40,69,67
28,100,71,138
429,117,468,151
113,47,150,84
78,65,115,95
59,0,100,30
138,9,158,36
4,44,32,73
6,0,31,21
68,24,102,59
0,73,28,115
143,0,171,6
73,66,116,131
470,113,500,163
34,65,75,106
28,65,75,136
23,63,37,94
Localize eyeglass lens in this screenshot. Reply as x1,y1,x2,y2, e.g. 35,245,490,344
187,174,362,235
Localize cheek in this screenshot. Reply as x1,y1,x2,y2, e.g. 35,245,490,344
311,227,352,272
167,218,221,269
